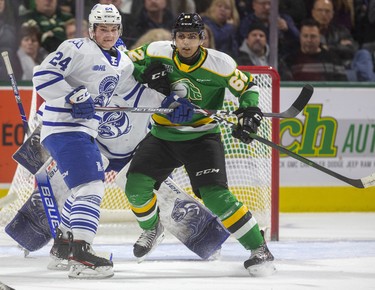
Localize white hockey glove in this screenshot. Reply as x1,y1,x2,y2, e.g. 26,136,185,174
161,94,194,123
65,85,95,119
232,107,263,144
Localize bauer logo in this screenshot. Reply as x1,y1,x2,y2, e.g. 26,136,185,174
93,65,106,71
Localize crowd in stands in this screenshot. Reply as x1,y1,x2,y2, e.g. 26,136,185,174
1,0,375,82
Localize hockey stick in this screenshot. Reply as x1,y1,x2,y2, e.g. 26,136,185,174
95,84,314,119
1,51,29,135
248,133,375,189
1,51,61,237
188,91,375,189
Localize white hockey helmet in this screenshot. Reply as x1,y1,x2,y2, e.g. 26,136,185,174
88,4,122,38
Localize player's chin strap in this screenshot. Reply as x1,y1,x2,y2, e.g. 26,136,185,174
96,84,314,120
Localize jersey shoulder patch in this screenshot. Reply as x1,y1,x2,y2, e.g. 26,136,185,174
146,41,173,59
202,49,237,77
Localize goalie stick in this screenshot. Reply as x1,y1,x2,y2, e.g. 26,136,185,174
1,51,61,237
95,84,314,119
1,51,29,134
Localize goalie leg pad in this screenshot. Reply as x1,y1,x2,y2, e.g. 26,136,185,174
5,188,52,252
117,165,230,260
157,179,230,260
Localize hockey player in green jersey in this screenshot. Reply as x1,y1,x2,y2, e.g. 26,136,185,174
124,12,276,276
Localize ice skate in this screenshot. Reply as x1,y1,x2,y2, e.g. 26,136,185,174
47,228,70,271
68,239,113,279
244,232,276,277
133,219,165,263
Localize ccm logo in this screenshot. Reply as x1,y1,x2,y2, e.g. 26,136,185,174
152,70,167,80
196,168,220,176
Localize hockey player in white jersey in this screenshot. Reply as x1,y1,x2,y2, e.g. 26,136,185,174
32,3,157,279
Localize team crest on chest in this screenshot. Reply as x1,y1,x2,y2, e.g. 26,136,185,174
94,75,119,106
171,78,202,101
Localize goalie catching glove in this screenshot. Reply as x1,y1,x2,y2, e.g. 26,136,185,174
65,85,95,119
161,94,194,124
142,62,170,95
232,107,263,144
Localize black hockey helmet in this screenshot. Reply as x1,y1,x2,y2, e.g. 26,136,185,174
172,13,205,38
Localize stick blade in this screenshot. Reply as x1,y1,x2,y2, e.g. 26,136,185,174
361,172,375,188
291,84,314,112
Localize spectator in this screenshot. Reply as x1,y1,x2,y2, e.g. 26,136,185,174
130,28,171,49
168,0,196,15
64,18,89,39
281,19,348,81
16,21,48,80
131,0,175,47
193,0,212,13
201,0,239,58
331,0,356,31
279,0,307,28
311,0,374,81
355,0,375,46
20,0,74,52
59,0,75,15
202,24,216,48
238,0,300,59
236,22,269,65
0,0,21,81
311,0,356,63
235,0,253,19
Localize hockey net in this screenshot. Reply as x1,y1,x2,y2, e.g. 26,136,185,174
0,66,280,241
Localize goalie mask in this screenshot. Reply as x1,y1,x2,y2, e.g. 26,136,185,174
172,13,205,39
88,4,122,39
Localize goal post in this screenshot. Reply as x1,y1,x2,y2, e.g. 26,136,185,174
0,66,280,241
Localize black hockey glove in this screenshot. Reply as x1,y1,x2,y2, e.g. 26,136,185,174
142,62,170,96
232,107,263,144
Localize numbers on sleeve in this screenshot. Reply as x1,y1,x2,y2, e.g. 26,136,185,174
49,51,72,71
229,69,248,91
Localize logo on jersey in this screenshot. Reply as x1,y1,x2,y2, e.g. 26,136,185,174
93,65,106,71
98,111,132,139
171,78,202,101
94,75,119,106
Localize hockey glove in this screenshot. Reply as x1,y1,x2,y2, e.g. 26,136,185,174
232,107,263,144
161,94,194,124
142,62,170,95
65,85,95,119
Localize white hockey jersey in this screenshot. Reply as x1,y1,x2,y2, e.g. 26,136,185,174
97,85,164,161
33,38,137,141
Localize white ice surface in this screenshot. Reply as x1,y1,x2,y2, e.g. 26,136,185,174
1,213,375,290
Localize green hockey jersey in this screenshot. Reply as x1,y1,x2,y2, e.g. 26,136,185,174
127,41,259,141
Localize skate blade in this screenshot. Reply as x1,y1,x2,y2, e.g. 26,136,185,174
247,261,276,277
136,232,165,264
68,263,114,279
47,258,69,271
